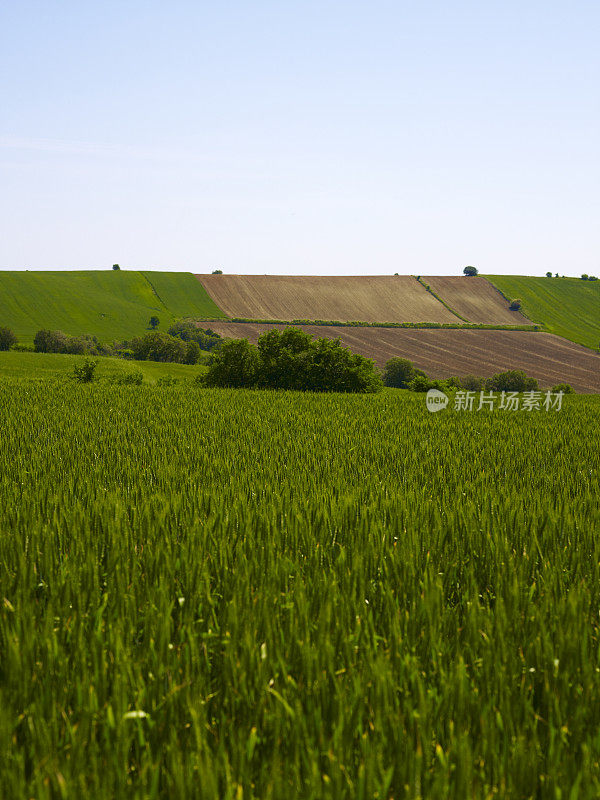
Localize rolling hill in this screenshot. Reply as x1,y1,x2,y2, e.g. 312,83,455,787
196,274,461,323
485,275,600,350
421,276,531,324
0,271,225,343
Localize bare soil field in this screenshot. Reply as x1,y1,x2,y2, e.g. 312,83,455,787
422,276,531,324
197,275,460,323
207,322,600,393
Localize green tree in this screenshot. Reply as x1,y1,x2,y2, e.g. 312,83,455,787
184,341,201,365
205,339,260,387
131,332,187,363
545,271,552,278
485,370,538,392
149,316,160,329
112,264,120,270
212,269,223,274
509,299,522,310
463,266,478,277
383,357,416,388
0,326,17,351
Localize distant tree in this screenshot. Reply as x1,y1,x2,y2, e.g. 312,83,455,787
463,265,478,277
131,332,186,363
485,370,538,392
589,275,598,281
168,320,221,351
551,383,574,394
545,271,552,278
149,316,160,329
581,274,589,280
0,326,17,351
383,357,415,388
34,329,68,353
212,269,223,275
184,340,201,365
205,338,260,388
509,299,522,310
460,374,485,391
112,264,120,270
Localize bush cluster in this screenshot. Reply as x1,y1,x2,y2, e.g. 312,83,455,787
167,321,221,351
204,328,382,393
34,330,112,356
130,332,203,364
382,359,567,394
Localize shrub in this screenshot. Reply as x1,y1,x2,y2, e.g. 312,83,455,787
463,266,478,277
383,357,415,388
149,316,160,329
551,383,574,394
0,327,17,351
168,321,221,351
581,274,589,280
72,358,98,383
460,375,485,391
445,376,463,389
485,370,538,392
11,343,35,353
212,269,223,274
546,271,552,278
509,299,522,310
588,275,598,281
409,375,433,392
114,370,144,385
112,264,120,270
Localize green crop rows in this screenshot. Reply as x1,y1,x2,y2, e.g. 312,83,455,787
1,384,599,798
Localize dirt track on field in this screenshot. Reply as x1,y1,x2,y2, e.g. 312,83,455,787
422,276,531,324
207,323,600,393
197,275,460,323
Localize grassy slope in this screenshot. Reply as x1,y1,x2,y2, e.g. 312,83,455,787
0,271,225,344
142,271,226,319
0,351,208,383
486,275,600,350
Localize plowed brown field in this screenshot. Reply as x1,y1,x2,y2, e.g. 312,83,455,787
422,276,531,324
207,323,600,393
197,275,460,323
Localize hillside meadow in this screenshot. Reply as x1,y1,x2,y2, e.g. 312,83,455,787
0,351,208,382
1,383,599,798
0,271,225,344
486,275,600,350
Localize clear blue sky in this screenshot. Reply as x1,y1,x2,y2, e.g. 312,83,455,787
1,1,598,276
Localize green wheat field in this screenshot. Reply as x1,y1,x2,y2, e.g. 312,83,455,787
1,383,599,798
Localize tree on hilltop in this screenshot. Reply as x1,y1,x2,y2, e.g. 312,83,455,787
463,265,478,276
